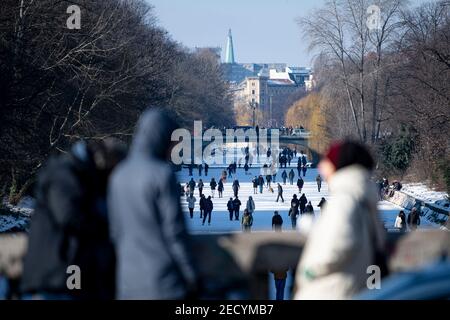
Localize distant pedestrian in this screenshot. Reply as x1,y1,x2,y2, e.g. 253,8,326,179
227,198,234,221
232,179,240,197
272,211,283,232
258,175,265,193
288,169,295,185
266,174,272,189
316,174,322,192
305,201,314,215
252,176,258,194
317,197,327,213
302,166,307,177
198,179,204,197
297,177,304,193
407,207,421,230
210,178,217,198
290,195,300,229
188,164,193,176
233,197,242,221
202,196,213,226
276,183,284,203
204,163,209,176
395,210,407,232
244,163,250,175
246,196,255,215
218,179,224,198
299,193,308,214
186,194,196,219
241,209,253,233
281,170,288,185
199,194,206,219
198,164,203,176
188,178,196,196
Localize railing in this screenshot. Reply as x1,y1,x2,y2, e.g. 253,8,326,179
1,231,449,299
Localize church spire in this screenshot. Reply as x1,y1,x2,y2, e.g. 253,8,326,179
225,29,235,64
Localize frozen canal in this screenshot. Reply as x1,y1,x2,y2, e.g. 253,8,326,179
177,160,405,234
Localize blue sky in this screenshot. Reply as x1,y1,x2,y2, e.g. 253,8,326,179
147,0,432,67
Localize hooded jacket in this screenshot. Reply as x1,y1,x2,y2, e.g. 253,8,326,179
294,165,385,300
108,109,198,299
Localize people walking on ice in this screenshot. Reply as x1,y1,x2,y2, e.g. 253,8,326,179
232,196,242,221
108,109,199,299
227,198,234,221
281,170,287,185
276,183,284,203
317,197,327,213
395,210,407,232
241,209,253,233
218,179,224,198
407,207,421,230
204,163,209,176
294,140,386,300
198,179,204,197
199,194,206,219
203,196,213,226
297,177,304,193
258,175,265,193
210,177,217,198
232,179,240,197
290,194,300,229
305,201,314,215
299,193,308,214
188,178,196,196
186,194,196,219
252,176,258,194
198,163,203,176
288,169,295,185
272,211,283,232
246,196,255,215
316,174,322,192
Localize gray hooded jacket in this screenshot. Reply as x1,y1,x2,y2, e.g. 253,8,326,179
108,109,198,299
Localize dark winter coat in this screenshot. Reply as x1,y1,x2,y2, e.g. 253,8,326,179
232,199,242,210
108,110,198,299
252,178,258,188
200,196,206,210
218,180,224,192
21,144,115,299
210,180,217,190
205,198,214,213
288,170,295,180
299,195,308,210
272,215,283,228
227,200,234,211
277,185,283,195
297,178,304,189
291,198,300,215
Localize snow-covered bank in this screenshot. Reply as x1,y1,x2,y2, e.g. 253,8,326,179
383,184,449,230
0,197,34,233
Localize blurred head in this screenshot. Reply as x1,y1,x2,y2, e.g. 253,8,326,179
249,196,253,201
131,108,179,160
274,211,279,215
319,140,375,180
293,194,297,199
87,138,127,175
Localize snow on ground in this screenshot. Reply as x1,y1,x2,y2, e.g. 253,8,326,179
176,156,407,233
401,183,449,211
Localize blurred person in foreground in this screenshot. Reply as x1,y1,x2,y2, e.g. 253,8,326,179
108,109,199,300
294,141,386,300
21,138,127,300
